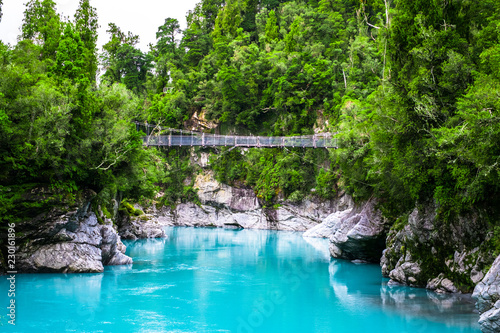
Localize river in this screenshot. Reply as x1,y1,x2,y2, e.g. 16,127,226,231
1,227,481,332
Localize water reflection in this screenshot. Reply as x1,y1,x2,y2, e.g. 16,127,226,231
329,259,480,330
1,227,481,332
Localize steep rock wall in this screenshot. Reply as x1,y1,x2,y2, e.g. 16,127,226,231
380,202,492,293
473,255,500,333
16,190,131,273
143,170,354,231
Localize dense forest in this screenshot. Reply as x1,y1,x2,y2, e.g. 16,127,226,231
1,0,500,254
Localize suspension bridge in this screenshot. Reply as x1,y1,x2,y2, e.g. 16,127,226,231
136,122,338,149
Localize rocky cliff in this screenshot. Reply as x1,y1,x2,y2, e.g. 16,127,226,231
380,202,492,293
473,255,500,332
304,199,387,263
141,171,354,231
15,189,132,273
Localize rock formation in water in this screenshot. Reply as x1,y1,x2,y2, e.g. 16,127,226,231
473,255,500,333
327,199,387,263
380,202,492,293
16,189,131,273
116,203,166,240
303,199,387,263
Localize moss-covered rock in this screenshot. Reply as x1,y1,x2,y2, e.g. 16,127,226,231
381,201,493,292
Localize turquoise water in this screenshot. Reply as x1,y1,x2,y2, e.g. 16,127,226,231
1,227,480,332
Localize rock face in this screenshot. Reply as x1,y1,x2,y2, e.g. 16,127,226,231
381,201,491,291
324,199,386,263
16,191,132,273
148,171,354,231
303,209,352,238
473,255,500,333
117,208,167,240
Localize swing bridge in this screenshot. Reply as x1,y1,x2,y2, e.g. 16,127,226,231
136,122,338,149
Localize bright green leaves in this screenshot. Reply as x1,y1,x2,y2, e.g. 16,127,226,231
481,44,500,80
74,0,99,82
147,90,187,128
102,24,152,94
156,18,181,58
264,10,279,43
153,18,182,92
434,75,500,207
53,24,87,82
315,168,337,199
21,0,62,60
213,0,242,42
284,16,303,53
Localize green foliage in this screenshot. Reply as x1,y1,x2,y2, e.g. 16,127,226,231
22,0,62,60
120,200,144,216
210,147,322,204
155,148,199,208
5,0,500,272
315,168,337,199
264,10,279,43
74,0,99,82
102,24,152,94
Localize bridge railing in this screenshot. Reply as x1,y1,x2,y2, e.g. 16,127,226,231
136,121,337,148
143,133,337,148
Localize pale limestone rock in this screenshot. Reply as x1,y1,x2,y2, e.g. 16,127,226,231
473,255,500,332
426,273,459,293
327,199,386,262
17,198,132,273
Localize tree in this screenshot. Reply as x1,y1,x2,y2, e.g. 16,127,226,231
21,0,62,60
74,0,99,82
53,24,87,82
102,23,152,93
264,10,279,43
153,18,182,91
156,18,181,57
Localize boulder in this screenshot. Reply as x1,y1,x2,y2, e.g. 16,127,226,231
327,199,386,262
426,273,459,293
17,199,132,273
303,209,353,238
117,214,167,240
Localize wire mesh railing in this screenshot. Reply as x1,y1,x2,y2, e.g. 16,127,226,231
134,122,337,149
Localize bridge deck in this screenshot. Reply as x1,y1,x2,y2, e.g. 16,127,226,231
143,134,337,148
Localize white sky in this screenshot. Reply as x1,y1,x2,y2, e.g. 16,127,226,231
0,0,200,52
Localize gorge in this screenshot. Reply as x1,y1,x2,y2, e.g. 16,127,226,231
2,0,500,331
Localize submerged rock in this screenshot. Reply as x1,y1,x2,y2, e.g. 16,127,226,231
327,199,386,263
473,255,500,333
17,194,131,273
